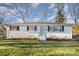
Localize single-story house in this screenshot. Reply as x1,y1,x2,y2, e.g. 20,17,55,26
5,22,73,40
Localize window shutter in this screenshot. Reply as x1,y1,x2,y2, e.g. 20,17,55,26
10,26,12,31
35,26,37,31
27,26,29,31
48,26,50,32
62,26,64,32
17,26,19,31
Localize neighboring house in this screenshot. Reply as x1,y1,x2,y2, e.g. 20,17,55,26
5,22,73,40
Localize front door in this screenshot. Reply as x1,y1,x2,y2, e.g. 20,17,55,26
39,26,46,40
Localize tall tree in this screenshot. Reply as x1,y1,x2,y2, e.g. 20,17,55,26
0,4,7,30
0,3,39,23
5,3,33,23
55,3,66,23
0,17,5,30
68,3,79,24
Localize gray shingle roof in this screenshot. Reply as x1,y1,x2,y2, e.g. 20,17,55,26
4,22,74,26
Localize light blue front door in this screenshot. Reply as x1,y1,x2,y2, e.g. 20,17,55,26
39,26,46,40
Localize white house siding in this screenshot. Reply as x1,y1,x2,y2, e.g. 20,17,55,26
46,32,72,39
46,26,72,39
6,26,39,39
6,26,10,38
64,26,72,33
7,31,39,38
6,23,73,40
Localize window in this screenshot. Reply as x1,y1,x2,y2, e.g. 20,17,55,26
27,26,37,31
53,25,64,32
53,26,60,31
10,26,19,31
48,26,53,32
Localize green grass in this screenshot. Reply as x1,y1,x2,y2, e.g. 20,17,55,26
0,39,79,56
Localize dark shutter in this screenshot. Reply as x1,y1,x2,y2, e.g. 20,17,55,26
10,26,12,31
62,26,64,32
60,26,62,32
35,26,37,31
17,26,19,31
27,26,29,31
48,26,50,32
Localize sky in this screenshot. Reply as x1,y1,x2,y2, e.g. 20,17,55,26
0,3,76,23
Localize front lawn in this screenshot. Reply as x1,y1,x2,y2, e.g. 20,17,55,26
0,39,79,56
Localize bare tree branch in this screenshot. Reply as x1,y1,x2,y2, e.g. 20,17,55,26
5,3,33,23
68,3,79,24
